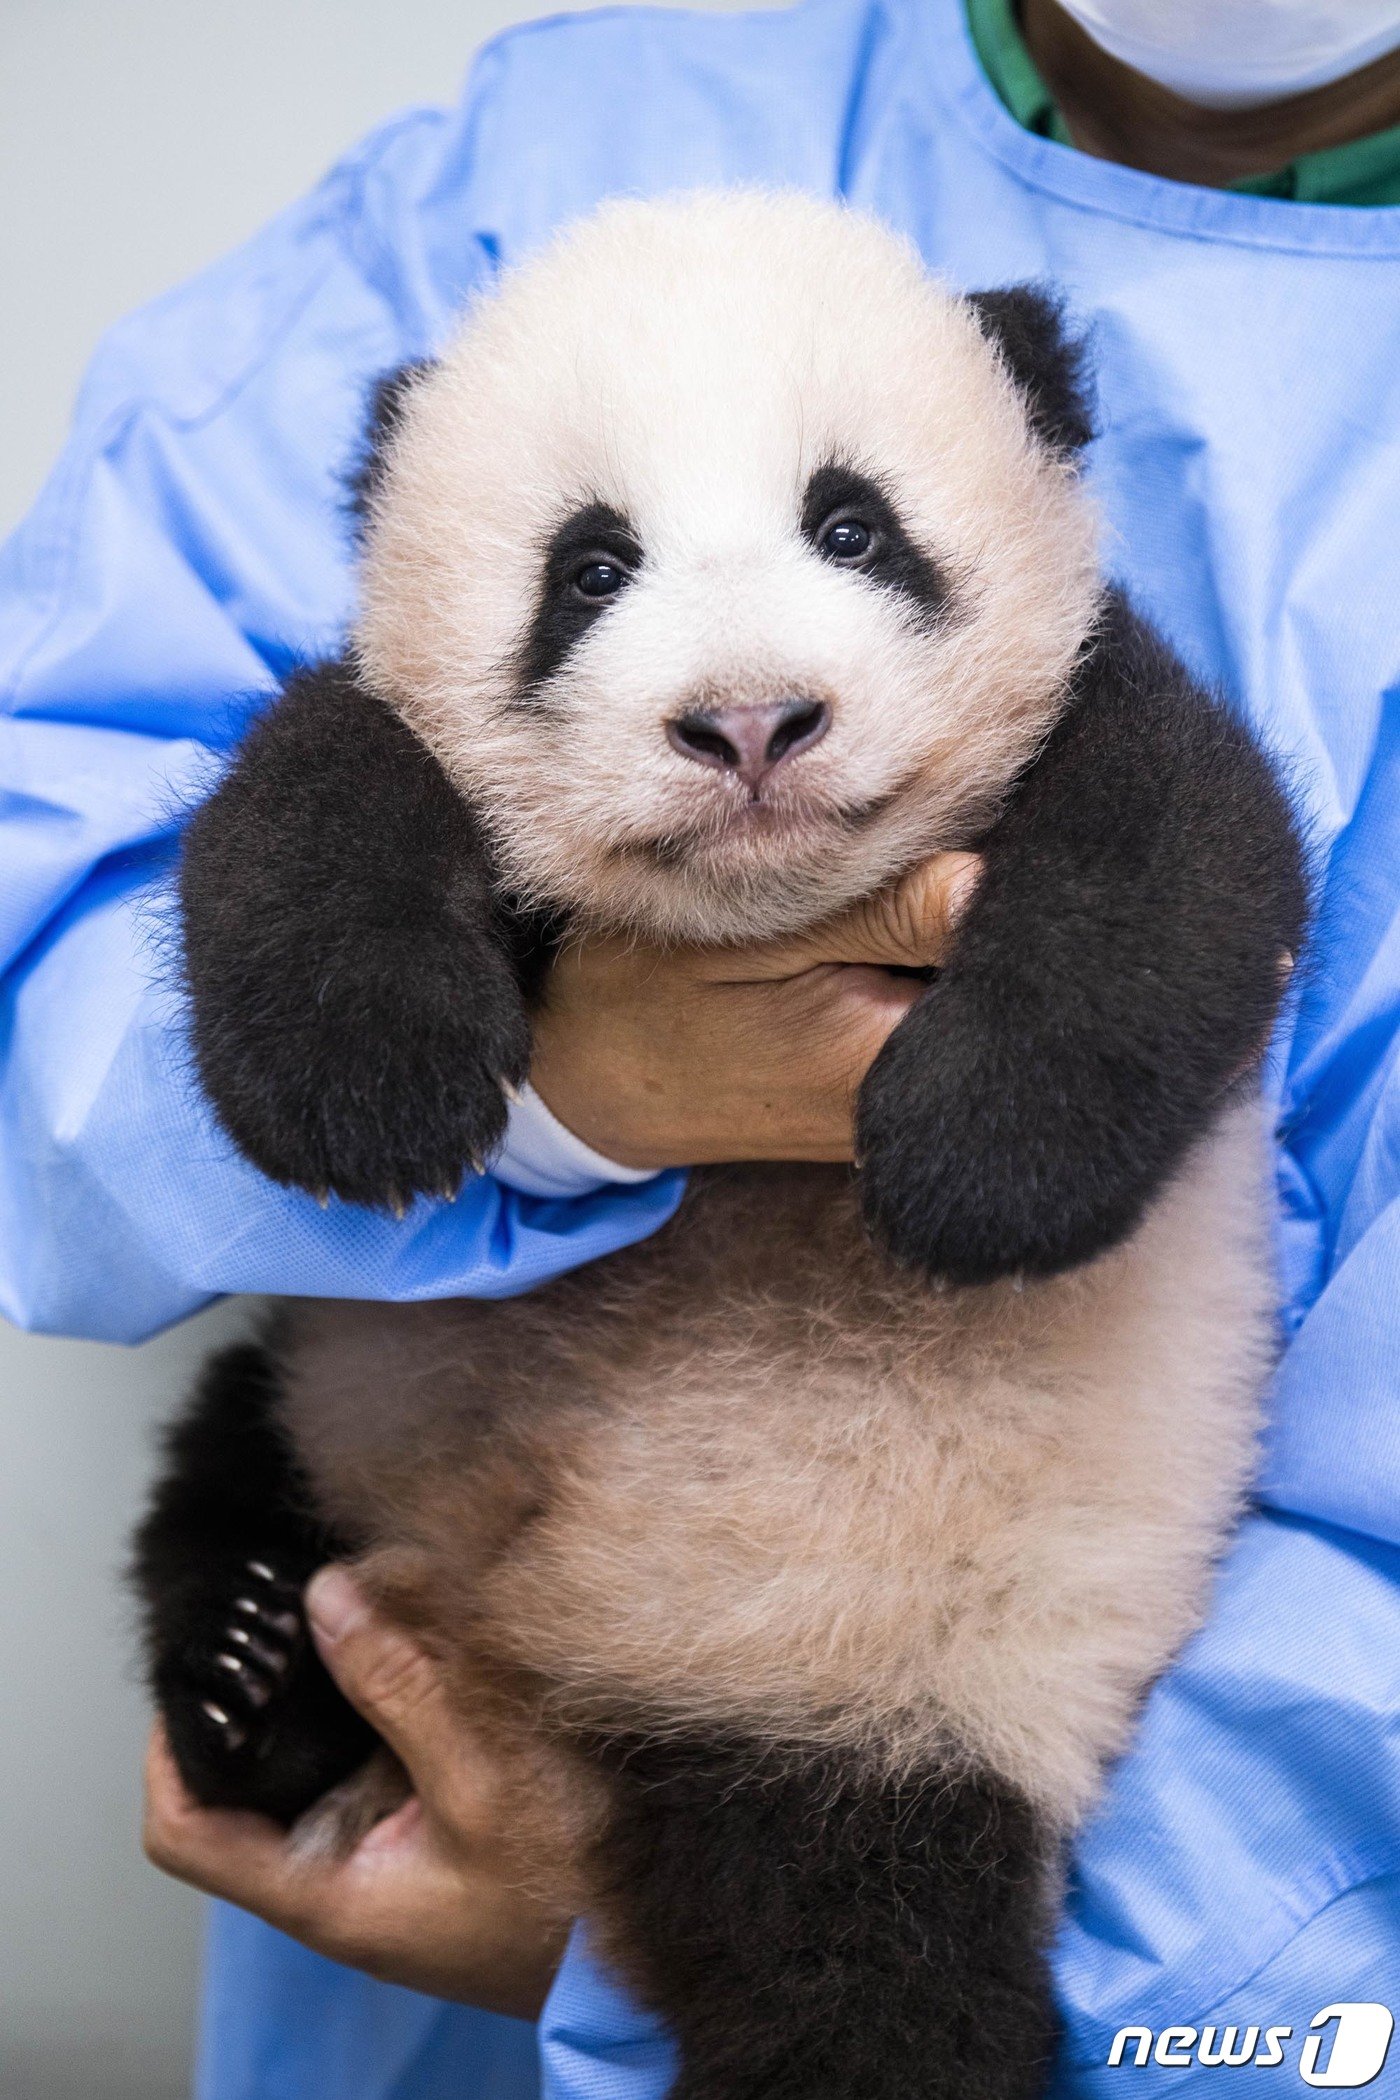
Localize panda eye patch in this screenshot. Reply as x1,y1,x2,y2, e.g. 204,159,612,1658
818,517,874,563
516,499,643,702
800,463,954,629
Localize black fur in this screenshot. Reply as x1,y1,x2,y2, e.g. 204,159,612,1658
801,463,955,627
179,656,530,1209
154,321,1300,1974
346,360,436,530
857,589,1308,1284
131,1338,373,1823
590,1737,1057,2100
966,287,1095,455
517,501,643,700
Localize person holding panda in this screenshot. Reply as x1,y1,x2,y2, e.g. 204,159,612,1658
4,1,1400,2096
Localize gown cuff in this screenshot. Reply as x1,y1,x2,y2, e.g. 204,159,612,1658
492,1082,665,1199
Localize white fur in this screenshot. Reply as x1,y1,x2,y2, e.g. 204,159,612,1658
285,196,1273,1864
483,1107,1273,1823
356,191,1100,944
287,1106,1272,1831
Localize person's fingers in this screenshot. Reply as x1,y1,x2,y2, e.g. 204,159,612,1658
722,851,982,980
810,852,982,971
143,1718,564,2014
145,1721,443,1979
143,1723,330,1931
305,1567,491,1823
305,1566,444,1754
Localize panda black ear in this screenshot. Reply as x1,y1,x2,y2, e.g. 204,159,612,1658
965,286,1095,456
346,358,438,530
179,656,530,1213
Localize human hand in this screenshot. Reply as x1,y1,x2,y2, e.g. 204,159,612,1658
528,851,981,1170
143,1567,568,2017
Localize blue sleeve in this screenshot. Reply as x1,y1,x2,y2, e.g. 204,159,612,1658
0,90,682,1343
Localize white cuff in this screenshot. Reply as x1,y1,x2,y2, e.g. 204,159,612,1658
490,1082,664,1200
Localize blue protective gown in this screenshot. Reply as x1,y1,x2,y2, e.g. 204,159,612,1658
3,0,1399,2092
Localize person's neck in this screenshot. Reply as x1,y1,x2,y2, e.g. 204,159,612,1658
1021,0,1400,186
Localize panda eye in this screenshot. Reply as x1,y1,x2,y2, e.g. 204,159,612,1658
573,558,628,601
818,517,875,563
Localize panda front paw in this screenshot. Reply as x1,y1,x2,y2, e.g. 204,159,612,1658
855,993,1132,1286
155,1550,377,1825
178,656,532,1216
221,1001,527,1215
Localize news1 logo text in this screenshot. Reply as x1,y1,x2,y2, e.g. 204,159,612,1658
1106,2004,1393,2086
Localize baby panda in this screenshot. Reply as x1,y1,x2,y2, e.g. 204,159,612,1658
134,191,1306,2100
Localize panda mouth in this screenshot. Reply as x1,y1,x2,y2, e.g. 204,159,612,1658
611,783,906,871
611,804,819,871
835,786,905,831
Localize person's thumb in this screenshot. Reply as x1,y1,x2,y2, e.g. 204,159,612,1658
305,1566,460,1790
829,851,981,970
740,851,982,979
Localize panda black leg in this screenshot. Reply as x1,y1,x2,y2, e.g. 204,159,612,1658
132,1337,376,1824
591,1737,1059,2100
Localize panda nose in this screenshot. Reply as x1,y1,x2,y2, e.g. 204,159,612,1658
666,698,831,791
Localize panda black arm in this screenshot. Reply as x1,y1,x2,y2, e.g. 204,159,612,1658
179,657,530,1210
857,590,1308,1284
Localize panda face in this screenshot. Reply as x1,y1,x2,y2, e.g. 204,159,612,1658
355,191,1100,944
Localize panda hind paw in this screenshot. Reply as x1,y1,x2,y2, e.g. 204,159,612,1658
157,1551,376,1826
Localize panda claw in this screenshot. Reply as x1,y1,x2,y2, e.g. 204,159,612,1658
177,1564,314,1775
200,1700,248,1751
215,1649,273,1703
247,1559,301,1602
227,1624,291,1674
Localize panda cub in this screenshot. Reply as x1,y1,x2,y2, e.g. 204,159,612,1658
135,192,1305,2100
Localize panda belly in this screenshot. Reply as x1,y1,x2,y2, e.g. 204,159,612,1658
285,1097,1273,1830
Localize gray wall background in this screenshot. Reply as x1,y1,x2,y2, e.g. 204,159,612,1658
0,2,755,2094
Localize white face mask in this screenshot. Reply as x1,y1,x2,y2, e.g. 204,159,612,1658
1054,0,1400,109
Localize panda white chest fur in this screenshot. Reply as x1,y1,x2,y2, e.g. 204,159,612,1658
284,1124,1271,1836
136,192,1306,2100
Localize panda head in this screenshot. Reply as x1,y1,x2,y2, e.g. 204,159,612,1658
354,190,1100,945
